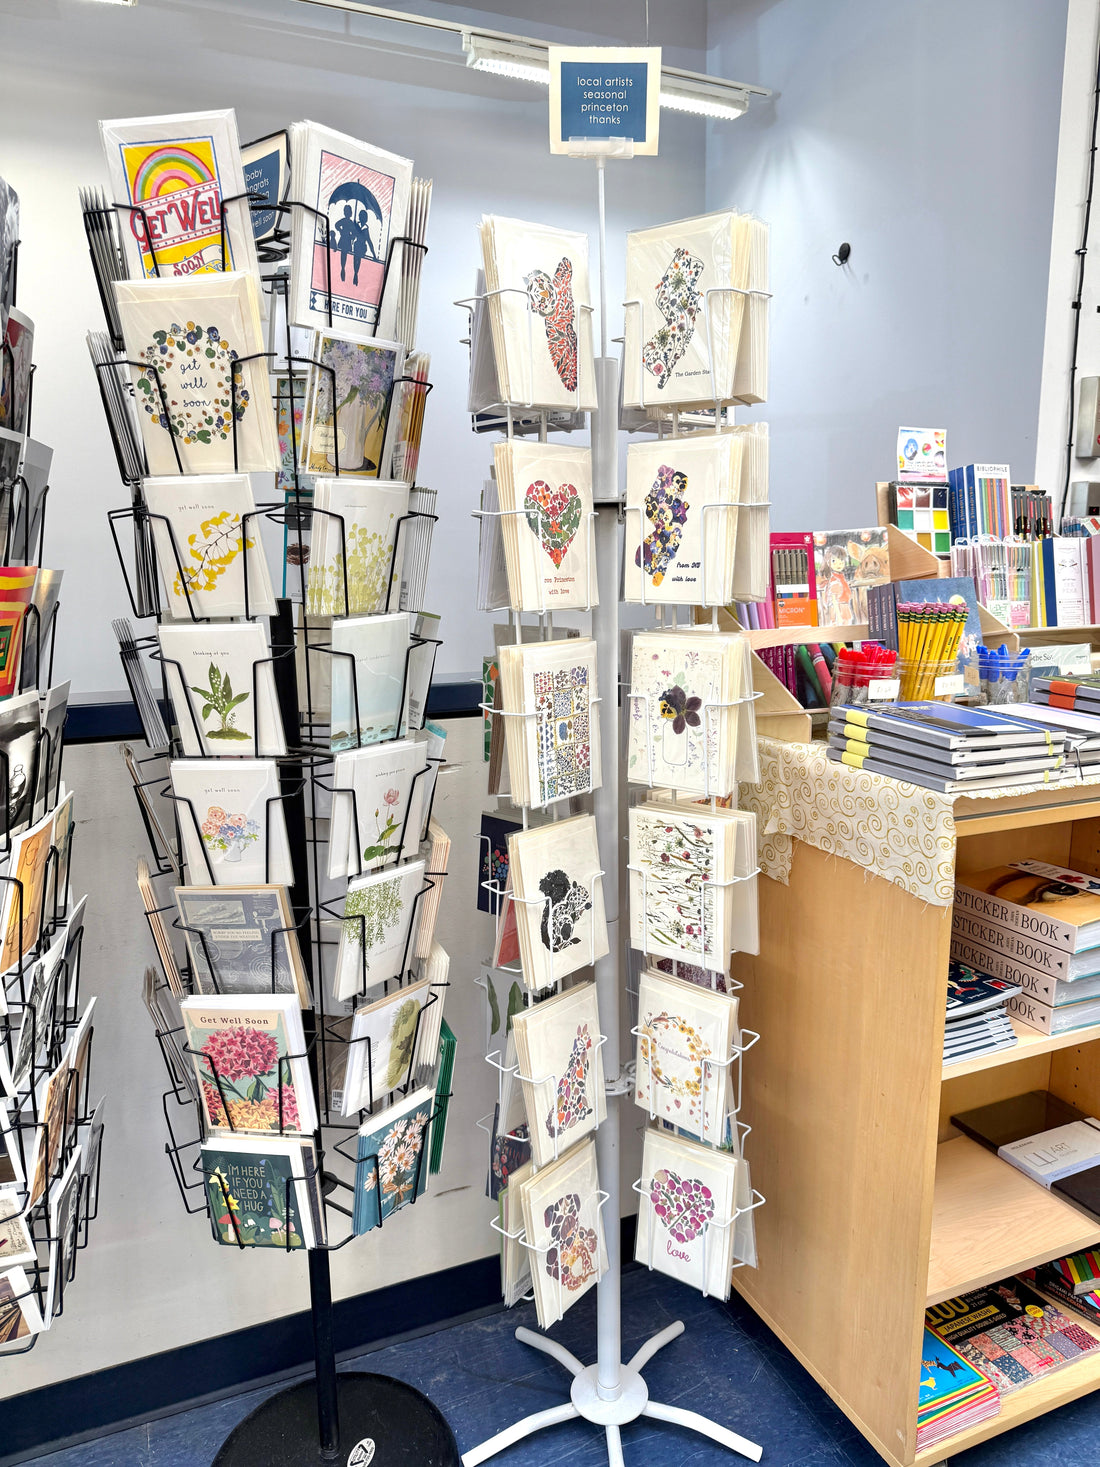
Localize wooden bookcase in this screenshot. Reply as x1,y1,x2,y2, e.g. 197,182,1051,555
730,782,1100,1465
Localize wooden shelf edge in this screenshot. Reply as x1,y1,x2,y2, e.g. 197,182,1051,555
942,1018,1100,1081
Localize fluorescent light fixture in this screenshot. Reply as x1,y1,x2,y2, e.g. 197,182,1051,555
79,0,138,6
461,30,764,119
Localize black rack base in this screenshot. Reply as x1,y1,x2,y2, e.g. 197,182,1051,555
211,1372,460,1467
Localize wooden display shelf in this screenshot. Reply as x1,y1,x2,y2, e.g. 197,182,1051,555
927,1136,1100,1304
731,779,1100,1466
736,622,869,649
942,1017,1100,1080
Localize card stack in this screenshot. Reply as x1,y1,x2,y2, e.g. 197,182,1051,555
942,959,1019,1066
826,702,1067,794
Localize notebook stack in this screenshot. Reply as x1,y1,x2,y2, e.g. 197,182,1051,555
826,702,1068,795
951,1090,1100,1223
1032,675,1100,715
1006,702,1100,772
953,861,1100,1036
916,1326,999,1452
942,959,1019,1067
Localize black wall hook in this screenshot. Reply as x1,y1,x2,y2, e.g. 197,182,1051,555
832,242,851,266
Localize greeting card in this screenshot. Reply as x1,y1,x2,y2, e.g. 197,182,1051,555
508,814,608,989
300,334,404,479
329,612,410,750
169,759,293,887
202,1135,321,1248
635,1127,741,1299
518,1137,606,1329
352,1084,433,1233
0,807,55,974
101,110,259,281
492,441,595,612
333,858,426,1002
115,273,278,475
634,969,739,1146
501,1158,534,1307
159,622,286,758
289,122,413,341
327,739,426,880
144,474,276,619
0,1266,44,1341
479,216,597,411
340,974,434,1115
175,885,309,1005
498,637,601,808
44,1146,82,1321
0,690,40,839
623,435,743,606
305,478,409,617
512,982,605,1167
0,308,32,436
0,1189,34,1269
181,993,317,1135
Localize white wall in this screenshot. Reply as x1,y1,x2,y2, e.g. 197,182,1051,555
0,0,709,700
705,0,1068,531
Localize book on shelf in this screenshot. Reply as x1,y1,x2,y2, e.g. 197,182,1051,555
927,1277,1100,1396
1022,1262,1100,1321
834,702,1061,751
950,909,1100,982
916,1325,999,1453
942,959,1019,1066
826,746,1057,796
951,1090,1088,1151
955,862,1100,956
950,931,1100,1009
997,1119,1100,1186
1005,988,1100,1037
945,959,1022,1018
1052,1163,1100,1219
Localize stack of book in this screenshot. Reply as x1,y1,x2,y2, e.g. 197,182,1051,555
1032,674,1100,715
826,703,1068,795
1023,1251,1100,1323
1008,701,1100,771
952,861,1100,1036
943,959,1019,1066
916,1326,999,1452
952,1090,1100,1222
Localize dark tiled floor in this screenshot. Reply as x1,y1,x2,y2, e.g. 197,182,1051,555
21,1269,1100,1465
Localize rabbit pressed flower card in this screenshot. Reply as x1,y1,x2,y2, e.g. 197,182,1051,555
512,981,606,1168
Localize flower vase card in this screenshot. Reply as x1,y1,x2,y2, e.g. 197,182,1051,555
628,804,738,967
623,435,743,606
44,1146,82,1322
181,993,317,1135
329,612,411,751
301,334,404,479
101,110,259,282
334,858,426,1002
202,1135,320,1249
170,759,293,887
288,121,413,342
479,216,596,412
623,210,753,408
340,974,434,1116
0,1189,35,1269
492,441,595,612
498,637,601,809
635,1127,740,1299
508,815,608,989
352,1083,433,1233
159,622,286,758
627,631,745,797
115,273,278,475
144,475,276,619
512,981,605,1167
327,739,426,880
0,1266,44,1341
635,969,738,1146
174,884,310,1006
519,1136,606,1330
306,477,409,617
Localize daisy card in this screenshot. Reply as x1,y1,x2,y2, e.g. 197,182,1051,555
352,1084,433,1233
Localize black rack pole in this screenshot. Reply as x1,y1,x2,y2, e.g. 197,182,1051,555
269,596,339,1459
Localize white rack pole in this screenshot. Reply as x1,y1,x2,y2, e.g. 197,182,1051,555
591,154,623,1405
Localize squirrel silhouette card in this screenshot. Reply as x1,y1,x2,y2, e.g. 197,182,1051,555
507,814,608,990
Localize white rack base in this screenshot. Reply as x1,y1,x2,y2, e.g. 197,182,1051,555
460,1320,763,1466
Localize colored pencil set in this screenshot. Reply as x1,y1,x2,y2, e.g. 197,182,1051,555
896,601,967,701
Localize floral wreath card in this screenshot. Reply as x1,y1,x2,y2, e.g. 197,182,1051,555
289,122,413,343
352,1084,433,1234
306,478,409,617
492,440,595,612
635,1127,739,1299
623,434,742,606
159,622,286,759
301,334,404,479
328,739,426,881
508,814,608,989
334,857,426,1002
101,110,259,282
170,758,292,887
627,631,741,797
479,215,597,412
634,969,738,1146
181,992,317,1136
144,474,276,619
174,884,309,1006
519,1137,606,1329
341,974,434,1116
512,981,606,1167
116,273,278,475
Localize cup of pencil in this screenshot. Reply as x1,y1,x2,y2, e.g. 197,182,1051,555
896,601,967,701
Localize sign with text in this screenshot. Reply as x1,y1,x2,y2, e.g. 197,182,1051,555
548,46,661,155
